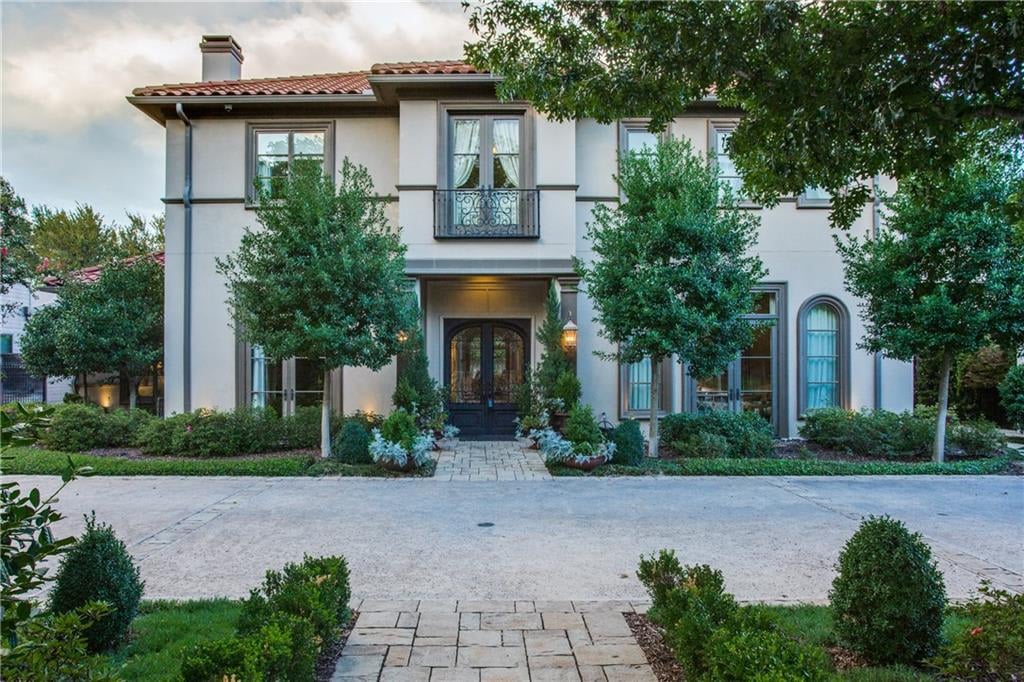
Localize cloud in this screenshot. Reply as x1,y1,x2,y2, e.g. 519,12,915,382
1,1,474,218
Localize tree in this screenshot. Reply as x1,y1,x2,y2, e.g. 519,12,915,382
574,137,765,454
30,205,115,275
535,280,572,405
0,178,37,321
112,212,164,258
218,161,414,458
837,155,1024,461
467,1,1023,228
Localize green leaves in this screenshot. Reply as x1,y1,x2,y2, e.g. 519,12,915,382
218,159,413,374
467,1,1022,228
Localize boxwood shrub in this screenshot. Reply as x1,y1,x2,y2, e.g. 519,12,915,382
611,419,644,465
661,410,774,458
49,515,144,652
829,516,946,666
135,407,324,457
333,420,372,463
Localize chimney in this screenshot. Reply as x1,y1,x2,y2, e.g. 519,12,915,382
200,35,243,81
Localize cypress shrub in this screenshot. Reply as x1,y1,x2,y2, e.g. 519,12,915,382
333,420,372,464
611,419,644,465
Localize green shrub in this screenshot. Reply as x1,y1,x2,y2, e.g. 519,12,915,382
134,407,325,456
563,404,603,449
611,419,644,465
829,516,946,666
284,405,325,449
950,419,1006,457
704,614,831,682
257,612,317,682
661,410,774,458
49,514,144,652
999,364,1024,431
237,555,351,650
552,370,582,410
333,420,371,464
672,432,730,459
637,551,738,675
180,635,261,682
345,410,384,432
41,403,154,451
380,409,419,450
392,376,419,414
931,582,1024,680
4,602,117,681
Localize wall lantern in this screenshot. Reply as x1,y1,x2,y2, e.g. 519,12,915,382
397,330,409,344
561,318,578,351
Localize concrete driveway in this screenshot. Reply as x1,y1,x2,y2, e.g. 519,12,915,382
15,474,1023,603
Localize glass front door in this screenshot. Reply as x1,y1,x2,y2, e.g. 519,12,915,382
445,319,529,437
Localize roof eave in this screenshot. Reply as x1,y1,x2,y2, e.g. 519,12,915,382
127,93,381,124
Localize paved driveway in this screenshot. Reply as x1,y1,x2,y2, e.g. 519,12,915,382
17,474,1023,603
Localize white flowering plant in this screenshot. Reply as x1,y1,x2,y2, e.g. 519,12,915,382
534,427,615,466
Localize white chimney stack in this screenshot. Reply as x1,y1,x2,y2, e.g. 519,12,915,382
200,35,243,81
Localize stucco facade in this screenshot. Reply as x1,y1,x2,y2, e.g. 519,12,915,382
131,37,913,438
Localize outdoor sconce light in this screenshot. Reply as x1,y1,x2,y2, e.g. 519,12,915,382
397,330,409,343
561,318,578,350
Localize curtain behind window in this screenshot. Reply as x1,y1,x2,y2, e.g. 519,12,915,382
806,305,838,409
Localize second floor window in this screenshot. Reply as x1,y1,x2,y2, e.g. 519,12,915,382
448,114,523,228
248,123,333,202
711,125,744,199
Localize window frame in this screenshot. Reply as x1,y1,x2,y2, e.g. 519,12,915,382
245,121,335,206
619,120,664,160
619,355,674,420
235,336,342,414
797,295,850,415
437,104,532,190
707,120,758,208
797,186,833,209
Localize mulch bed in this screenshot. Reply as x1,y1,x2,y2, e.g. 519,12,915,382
317,610,358,682
625,612,684,682
84,447,318,461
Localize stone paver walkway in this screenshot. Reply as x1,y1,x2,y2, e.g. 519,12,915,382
433,440,551,481
334,599,654,682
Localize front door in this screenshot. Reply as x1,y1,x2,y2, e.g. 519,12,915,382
445,319,529,437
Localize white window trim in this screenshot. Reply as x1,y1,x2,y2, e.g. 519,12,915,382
245,121,336,206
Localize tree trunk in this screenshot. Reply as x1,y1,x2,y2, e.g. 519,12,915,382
933,351,953,463
81,373,88,402
320,369,333,459
128,379,138,410
648,356,661,457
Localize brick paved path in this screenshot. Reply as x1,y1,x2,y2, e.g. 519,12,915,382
433,440,551,482
333,599,655,682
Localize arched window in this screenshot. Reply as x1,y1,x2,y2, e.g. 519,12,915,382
798,296,849,414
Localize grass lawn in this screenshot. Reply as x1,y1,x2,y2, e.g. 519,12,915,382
764,604,969,680
549,454,1019,476
1,446,436,477
106,600,240,681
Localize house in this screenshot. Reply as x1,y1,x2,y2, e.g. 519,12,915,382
127,35,913,438
0,283,73,404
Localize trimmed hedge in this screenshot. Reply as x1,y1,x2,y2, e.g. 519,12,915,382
333,420,372,464
135,406,323,457
181,555,350,682
661,410,774,458
611,419,645,465
800,406,1006,458
41,403,154,452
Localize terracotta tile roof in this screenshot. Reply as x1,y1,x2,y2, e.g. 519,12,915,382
132,72,371,97
131,60,485,97
43,252,165,287
370,60,484,76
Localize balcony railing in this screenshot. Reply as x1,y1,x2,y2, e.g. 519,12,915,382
434,189,540,239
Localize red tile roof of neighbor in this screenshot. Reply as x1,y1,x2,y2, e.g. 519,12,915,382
131,60,484,97
42,252,165,287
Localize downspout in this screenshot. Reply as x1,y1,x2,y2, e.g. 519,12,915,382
871,174,882,410
175,103,193,413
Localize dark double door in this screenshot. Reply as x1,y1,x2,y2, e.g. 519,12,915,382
444,319,529,437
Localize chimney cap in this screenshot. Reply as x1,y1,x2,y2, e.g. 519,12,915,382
199,35,244,63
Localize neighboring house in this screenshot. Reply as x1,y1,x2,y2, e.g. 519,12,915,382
127,35,913,437
0,283,73,404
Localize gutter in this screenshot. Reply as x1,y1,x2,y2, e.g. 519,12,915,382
872,174,882,410
175,103,193,413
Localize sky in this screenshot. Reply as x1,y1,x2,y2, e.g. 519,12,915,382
1,1,474,223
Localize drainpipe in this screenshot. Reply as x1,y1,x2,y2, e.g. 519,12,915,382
175,103,193,413
871,174,882,410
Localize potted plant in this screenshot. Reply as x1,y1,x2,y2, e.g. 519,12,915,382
548,371,582,433
369,409,434,472
536,404,616,471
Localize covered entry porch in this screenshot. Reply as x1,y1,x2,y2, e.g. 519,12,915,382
415,275,578,438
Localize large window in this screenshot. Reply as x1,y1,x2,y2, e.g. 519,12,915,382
620,121,660,159
798,296,849,414
239,342,338,415
709,123,744,199
621,357,672,418
247,123,333,202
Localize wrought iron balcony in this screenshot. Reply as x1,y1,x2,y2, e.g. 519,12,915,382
434,188,540,239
